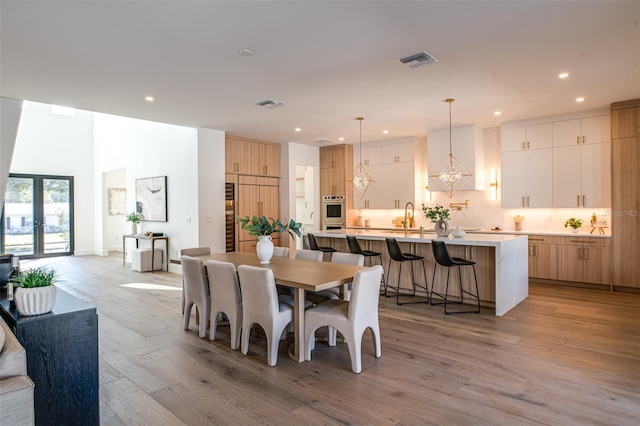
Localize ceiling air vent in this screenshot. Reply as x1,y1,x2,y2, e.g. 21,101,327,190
397,51,438,69
255,99,285,108
314,139,333,145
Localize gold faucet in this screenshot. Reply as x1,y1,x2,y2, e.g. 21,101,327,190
404,201,414,237
450,200,470,210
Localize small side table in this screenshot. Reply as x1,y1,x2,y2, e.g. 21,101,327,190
123,234,169,272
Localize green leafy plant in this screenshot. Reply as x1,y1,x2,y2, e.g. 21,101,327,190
125,211,143,224
238,215,302,240
10,267,57,288
421,204,451,223
564,217,583,229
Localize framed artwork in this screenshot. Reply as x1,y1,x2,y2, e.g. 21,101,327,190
135,176,167,222
107,188,127,215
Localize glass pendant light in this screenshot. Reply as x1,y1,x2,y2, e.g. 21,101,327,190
428,98,472,198
350,117,374,200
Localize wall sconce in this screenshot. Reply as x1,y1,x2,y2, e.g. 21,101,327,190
425,185,432,202
490,169,498,201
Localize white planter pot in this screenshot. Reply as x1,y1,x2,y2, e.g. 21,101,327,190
256,235,274,264
130,223,138,235
14,285,57,316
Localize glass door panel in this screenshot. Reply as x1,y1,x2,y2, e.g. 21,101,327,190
3,177,35,256
43,178,71,254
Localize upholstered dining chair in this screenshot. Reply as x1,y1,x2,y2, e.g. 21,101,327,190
181,255,211,338
272,246,290,258
323,252,364,301
205,260,242,349
304,265,384,374
238,265,293,367
180,247,211,315
294,249,323,261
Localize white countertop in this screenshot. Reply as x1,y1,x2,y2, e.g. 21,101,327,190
345,226,611,238
313,229,525,247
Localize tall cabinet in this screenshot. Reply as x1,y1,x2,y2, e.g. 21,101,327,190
225,136,281,252
610,100,640,288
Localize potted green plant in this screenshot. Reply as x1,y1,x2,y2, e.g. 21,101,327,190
422,204,451,237
126,211,143,234
10,267,58,316
564,217,583,233
238,215,302,264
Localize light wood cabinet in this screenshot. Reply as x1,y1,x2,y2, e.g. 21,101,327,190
611,100,640,288
226,136,280,177
320,144,352,196
556,237,611,285
501,123,552,152
501,148,553,208
527,236,557,280
237,176,280,252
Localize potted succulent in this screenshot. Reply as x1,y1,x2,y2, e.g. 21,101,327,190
564,217,583,233
422,204,451,237
126,211,143,235
238,215,302,264
10,267,58,316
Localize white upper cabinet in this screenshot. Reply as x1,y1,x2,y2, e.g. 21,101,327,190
501,123,552,152
428,125,484,191
552,115,610,147
353,138,417,209
501,149,553,208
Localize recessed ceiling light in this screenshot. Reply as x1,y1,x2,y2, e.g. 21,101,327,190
339,137,344,141
494,111,502,116
238,49,254,57
558,72,569,79
145,96,154,102
382,130,389,134
295,127,301,132
576,97,585,102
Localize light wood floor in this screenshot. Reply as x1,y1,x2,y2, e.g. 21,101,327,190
26,254,639,425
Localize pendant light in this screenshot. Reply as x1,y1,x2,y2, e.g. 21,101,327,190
350,117,375,200
428,98,472,198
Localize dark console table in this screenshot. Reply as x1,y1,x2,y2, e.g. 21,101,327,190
0,288,99,426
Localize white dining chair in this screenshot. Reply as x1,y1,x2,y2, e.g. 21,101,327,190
180,247,211,315
325,252,364,301
238,265,293,367
205,260,242,350
272,246,290,258
294,249,323,261
181,255,211,338
304,265,383,374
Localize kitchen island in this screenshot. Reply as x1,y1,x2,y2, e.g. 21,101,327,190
310,229,528,316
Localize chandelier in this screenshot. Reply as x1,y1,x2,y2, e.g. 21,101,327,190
428,98,472,198
349,117,374,200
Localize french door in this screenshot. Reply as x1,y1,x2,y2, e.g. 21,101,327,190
1,174,74,258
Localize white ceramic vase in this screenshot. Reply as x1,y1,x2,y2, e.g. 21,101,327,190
130,222,138,235
451,226,466,238
256,235,274,264
14,285,57,316
434,220,450,237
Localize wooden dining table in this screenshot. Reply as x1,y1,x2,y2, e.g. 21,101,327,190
198,252,366,363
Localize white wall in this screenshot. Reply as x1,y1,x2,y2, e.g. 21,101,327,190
197,128,226,254
0,97,23,208
93,113,203,265
11,101,95,255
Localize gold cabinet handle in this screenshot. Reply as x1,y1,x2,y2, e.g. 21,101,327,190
577,247,582,260
584,247,589,261
576,136,580,144
582,136,586,144
582,195,585,206
527,141,530,149
528,245,533,256
577,195,580,207
522,141,525,150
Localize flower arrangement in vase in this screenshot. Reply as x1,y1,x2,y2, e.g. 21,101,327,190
238,215,302,263
564,217,583,233
126,211,143,234
422,204,451,237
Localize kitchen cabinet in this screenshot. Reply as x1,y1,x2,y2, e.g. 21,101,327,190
353,164,382,209
501,149,552,208
610,100,640,288
320,144,353,196
527,235,557,280
237,176,280,251
428,125,484,191
556,237,611,285
552,143,611,207
501,123,552,152
552,116,610,147
226,136,280,177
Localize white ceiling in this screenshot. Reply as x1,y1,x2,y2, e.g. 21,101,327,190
1,1,638,146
